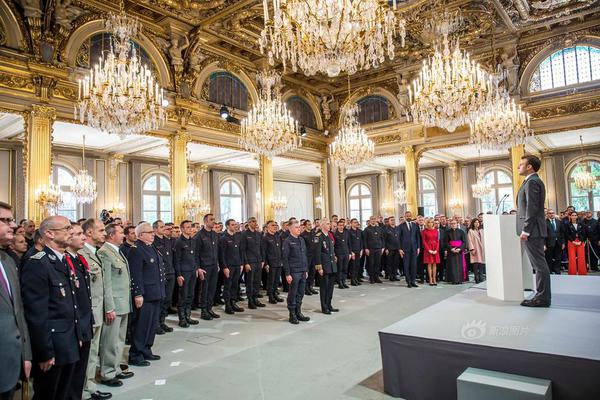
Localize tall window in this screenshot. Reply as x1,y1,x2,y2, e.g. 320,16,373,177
53,165,79,221
529,45,600,92
208,72,249,111
479,169,514,213
357,95,390,125
568,161,600,212
418,176,437,217
142,173,171,223
77,33,154,70
286,96,316,129
348,183,373,227
220,179,243,222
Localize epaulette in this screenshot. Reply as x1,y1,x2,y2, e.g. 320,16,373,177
316,232,322,237
29,251,46,260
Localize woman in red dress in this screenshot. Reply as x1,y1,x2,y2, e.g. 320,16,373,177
421,218,440,285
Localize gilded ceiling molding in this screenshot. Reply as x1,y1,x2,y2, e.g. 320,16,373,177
528,98,600,120
0,0,26,50
0,71,34,91
62,19,172,88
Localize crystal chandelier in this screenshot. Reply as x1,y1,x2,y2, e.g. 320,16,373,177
394,181,407,205
240,70,300,158
329,103,375,167
315,193,324,210
259,0,406,77
408,9,496,132
182,171,210,218
573,135,597,192
76,0,167,137
71,135,97,205
36,175,63,215
111,202,126,217
472,169,492,199
469,90,531,150
271,192,288,211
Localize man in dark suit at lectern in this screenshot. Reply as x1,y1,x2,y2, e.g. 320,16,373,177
516,155,550,307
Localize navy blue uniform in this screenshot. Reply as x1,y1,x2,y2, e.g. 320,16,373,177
300,229,317,293
154,235,175,324
240,229,263,306
219,232,243,305
333,229,350,286
173,235,198,321
363,225,384,282
314,232,337,313
21,246,81,400
195,228,219,311
348,228,363,284
282,235,308,312
262,232,283,301
384,225,402,281
127,241,165,363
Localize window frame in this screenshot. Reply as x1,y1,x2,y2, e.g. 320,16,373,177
348,183,373,228
208,72,249,111
478,169,514,214
356,95,391,125
567,159,600,212
52,164,80,221
418,176,437,217
141,172,172,223
219,178,245,223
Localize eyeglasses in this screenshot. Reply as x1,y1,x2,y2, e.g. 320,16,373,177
0,217,15,224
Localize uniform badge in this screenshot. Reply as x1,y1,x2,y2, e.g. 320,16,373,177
150,258,155,263
74,278,80,289
48,253,56,261
234,244,238,247
166,251,169,255
190,250,194,254
59,287,66,297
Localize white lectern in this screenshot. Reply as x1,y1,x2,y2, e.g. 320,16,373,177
483,214,533,301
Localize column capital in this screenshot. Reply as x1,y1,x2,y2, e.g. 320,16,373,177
31,104,56,120
32,76,57,103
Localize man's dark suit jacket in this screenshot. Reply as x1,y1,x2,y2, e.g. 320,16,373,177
516,173,547,238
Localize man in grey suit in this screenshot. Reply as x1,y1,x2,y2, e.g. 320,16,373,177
97,223,134,387
517,155,550,307
0,201,31,400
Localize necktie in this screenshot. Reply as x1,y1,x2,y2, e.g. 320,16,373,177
0,263,11,300
407,222,411,231
551,220,556,231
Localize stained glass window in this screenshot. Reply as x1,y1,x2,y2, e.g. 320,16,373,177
530,46,600,92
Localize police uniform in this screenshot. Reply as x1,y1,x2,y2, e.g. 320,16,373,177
173,235,198,326
194,228,220,319
240,229,264,308
262,232,284,303
348,228,363,285
127,240,165,365
300,229,317,295
66,252,93,400
384,225,401,281
21,246,81,400
333,228,351,288
282,235,310,324
363,224,384,283
153,234,175,332
218,231,244,314
314,232,337,314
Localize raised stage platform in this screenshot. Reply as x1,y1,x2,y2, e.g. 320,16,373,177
379,275,600,400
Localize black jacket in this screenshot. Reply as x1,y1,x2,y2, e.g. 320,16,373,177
195,228,219,267
282,235,308,275
314,232,336,274
219,232,242,267
333,229,350,256
384,225,401,251
262,233,283,268
362,225,384,249
300,230,315,264
68,253,93,342
348,228,363,253
20,246,81,365
153,235,175,275
545,218,564,248
241,229,263,264
173,235,198,275
563,222,587,243
128,241,165,302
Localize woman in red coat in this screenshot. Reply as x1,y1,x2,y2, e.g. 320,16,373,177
421,218,440,286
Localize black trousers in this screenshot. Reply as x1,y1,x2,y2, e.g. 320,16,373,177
223,265,241,303
129,300,160,363
417,251,425,282
245,262,262,302
336,254,349,283
199,265,218,310
160,274,175,322
366,249,382,279
267,266,281,296
287,271,306,310
306,261,316,289
319,272,336,312
177,270,197,320
67,339,90,400
403,250,418,284
214,268,224,304
587,241,599,271
386,250,400,279
349,252,361,280
472,263,485,283
438,255,446,281
545,244,562,274
0,388,15,400
32,361,76,400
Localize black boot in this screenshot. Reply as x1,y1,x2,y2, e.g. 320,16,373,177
275,295,284,302
161,323,173,333
208,308,220,319
255,299,266,307
225,302,235,314
295,306,310,322
268,295,278,304
304,288,313,296
200,310,213,320
288,310,299,325
248,299,257,309
231,302,245,312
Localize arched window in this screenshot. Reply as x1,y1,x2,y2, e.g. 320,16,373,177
418,176,437,217
348,183,373,227
142,173,171,223
77,33,155,70
568,161,600,212
220,179,244,222
286,96,316,129
479,169,513,213
52,165,79,221
529,45,600,92
208,72,249,111
356,95,390,125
